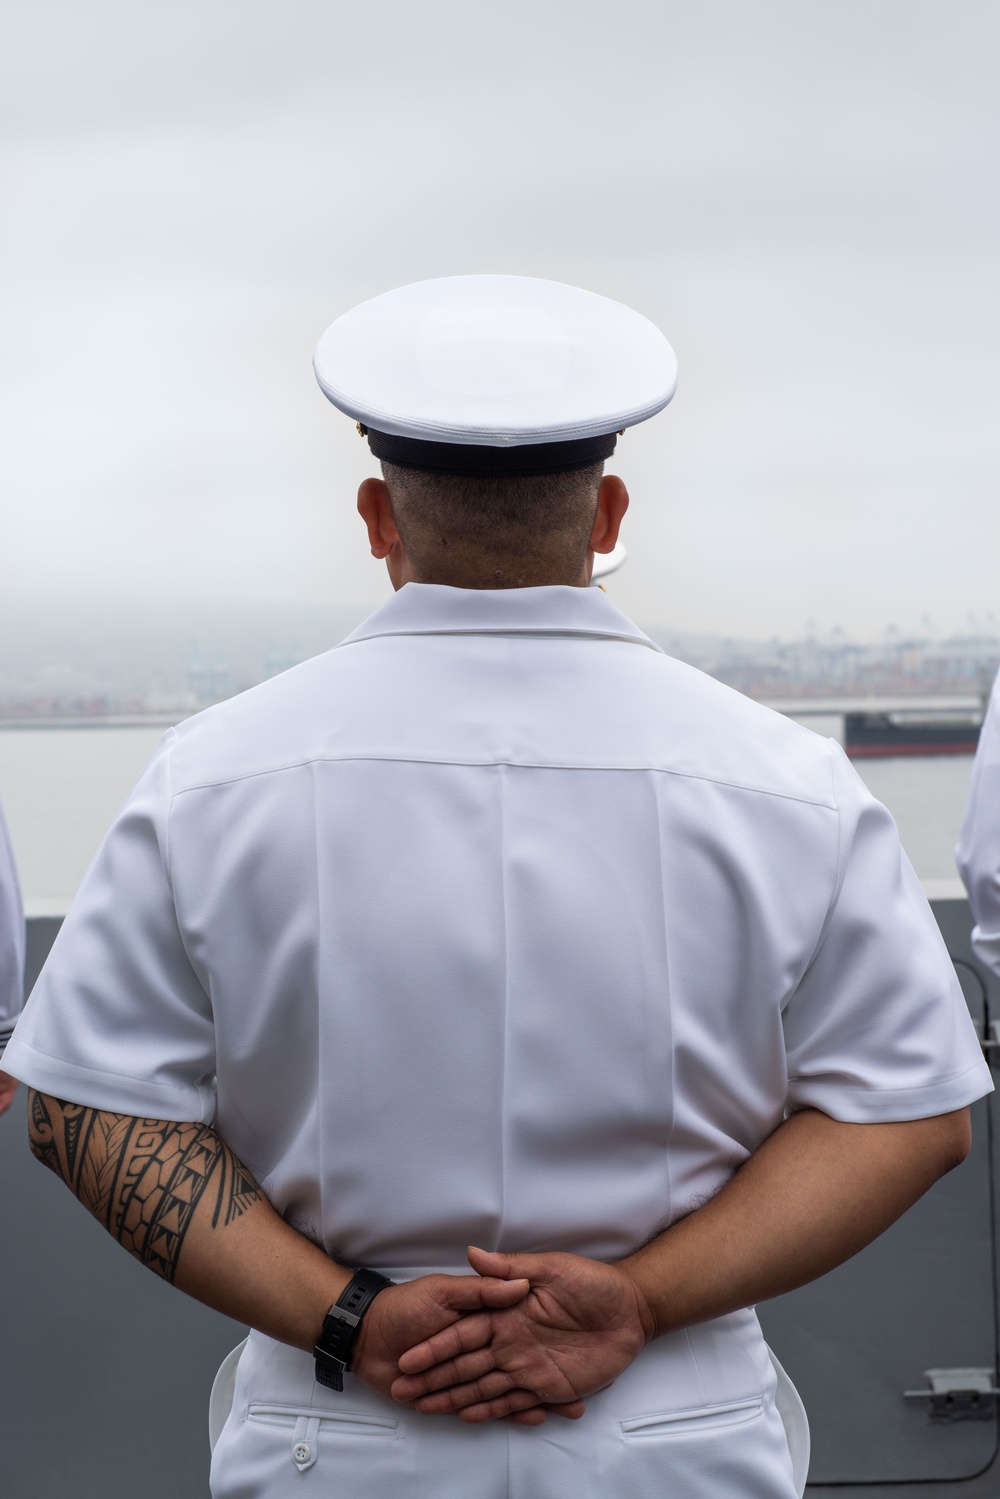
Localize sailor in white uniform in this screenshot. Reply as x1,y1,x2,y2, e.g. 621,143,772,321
957,668,1000,975
0,798,25,1116
4,276,992,1499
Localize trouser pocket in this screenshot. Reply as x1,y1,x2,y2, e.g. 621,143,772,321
245,1402,400,1472
620,1395,765,1439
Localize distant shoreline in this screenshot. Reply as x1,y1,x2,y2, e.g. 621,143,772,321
0,691,986,733
0,713,191,731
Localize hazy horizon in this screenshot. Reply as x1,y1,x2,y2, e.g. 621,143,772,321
1,589,996,713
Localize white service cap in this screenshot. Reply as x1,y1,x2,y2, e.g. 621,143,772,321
314,275,676,475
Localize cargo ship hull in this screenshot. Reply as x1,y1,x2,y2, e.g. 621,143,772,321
845,711,982,759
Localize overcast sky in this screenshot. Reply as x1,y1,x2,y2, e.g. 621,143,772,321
2,0,998,642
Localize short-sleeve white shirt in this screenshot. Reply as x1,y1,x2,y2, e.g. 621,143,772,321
6,584,992,1499
7,584,990,1269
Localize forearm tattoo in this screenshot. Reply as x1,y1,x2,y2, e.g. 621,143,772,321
27,1091,262,1283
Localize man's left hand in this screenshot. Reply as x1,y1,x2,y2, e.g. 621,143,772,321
390,1245,652,1422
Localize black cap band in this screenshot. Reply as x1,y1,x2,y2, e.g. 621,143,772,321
366,428,618,476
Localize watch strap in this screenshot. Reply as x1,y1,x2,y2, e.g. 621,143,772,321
314,1268,394,1391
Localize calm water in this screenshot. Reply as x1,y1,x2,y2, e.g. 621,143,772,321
0,726,166,908
0,724,976,907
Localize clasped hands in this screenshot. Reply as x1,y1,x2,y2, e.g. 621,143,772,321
352,1245,655,1426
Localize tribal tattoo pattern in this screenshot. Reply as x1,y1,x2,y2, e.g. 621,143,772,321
28,1091,262,1283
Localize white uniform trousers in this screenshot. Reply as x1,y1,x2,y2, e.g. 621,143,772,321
210,1310,806,1499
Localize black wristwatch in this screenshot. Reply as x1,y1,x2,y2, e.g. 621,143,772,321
314,1268,394,1391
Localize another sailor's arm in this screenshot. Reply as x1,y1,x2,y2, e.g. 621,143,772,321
956,670,1000,975
0,799,25,1117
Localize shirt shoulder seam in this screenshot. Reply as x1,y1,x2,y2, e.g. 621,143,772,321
169,754,837,810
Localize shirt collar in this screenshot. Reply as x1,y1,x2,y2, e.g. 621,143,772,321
338,583,663,653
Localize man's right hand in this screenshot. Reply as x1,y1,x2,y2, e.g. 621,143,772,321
352,1272,532,1404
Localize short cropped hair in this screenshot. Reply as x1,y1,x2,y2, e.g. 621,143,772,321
380,461,602,588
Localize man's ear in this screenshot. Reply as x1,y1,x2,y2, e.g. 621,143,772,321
357,478,400,559
590,475,629,555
